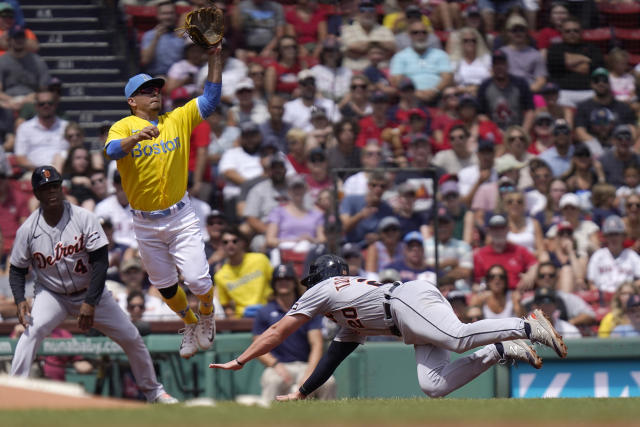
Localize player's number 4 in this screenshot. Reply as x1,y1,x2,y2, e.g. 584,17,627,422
74,259,88,274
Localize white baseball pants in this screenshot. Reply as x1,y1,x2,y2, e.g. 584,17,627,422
10,286,167,402
132,193,212,295
389,281,526,397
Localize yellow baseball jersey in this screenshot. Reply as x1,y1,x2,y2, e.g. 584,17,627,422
105,99,202,211
214,253,274,317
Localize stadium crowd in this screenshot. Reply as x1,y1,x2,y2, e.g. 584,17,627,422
3,0,640,373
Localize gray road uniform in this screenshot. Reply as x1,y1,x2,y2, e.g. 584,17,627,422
9,201,167,402
288,276,529,397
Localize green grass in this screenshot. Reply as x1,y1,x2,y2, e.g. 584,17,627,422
3,398,640,427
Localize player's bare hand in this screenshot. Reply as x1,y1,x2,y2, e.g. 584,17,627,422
275,390,306,402
16,301,31,328
77,302,95,331
209,359,244,370
273,363,293,385
136,126,159,142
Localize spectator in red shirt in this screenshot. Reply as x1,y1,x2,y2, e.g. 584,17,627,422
536,3,569,58
285,0,328,58
265,35,306,98
473,214,539,290
356,91,395,148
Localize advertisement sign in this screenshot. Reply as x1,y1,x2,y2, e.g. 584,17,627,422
511,361,640,398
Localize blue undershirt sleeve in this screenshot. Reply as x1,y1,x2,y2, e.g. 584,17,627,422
105,139,127,160
196,81,221,119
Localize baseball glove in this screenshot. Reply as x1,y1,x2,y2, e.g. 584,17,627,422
181,5,224,48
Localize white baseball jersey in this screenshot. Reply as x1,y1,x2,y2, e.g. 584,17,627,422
10,201,108,295
587,247,640,293
287,276,394,344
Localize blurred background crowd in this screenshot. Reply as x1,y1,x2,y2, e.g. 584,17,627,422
2,0,640,355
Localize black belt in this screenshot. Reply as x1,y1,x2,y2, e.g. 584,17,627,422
383,281,402,337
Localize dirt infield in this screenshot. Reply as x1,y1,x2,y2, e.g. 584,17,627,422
0,384,144,409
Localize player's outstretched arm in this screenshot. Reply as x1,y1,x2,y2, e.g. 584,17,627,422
196,45,222,119
210,314,309,370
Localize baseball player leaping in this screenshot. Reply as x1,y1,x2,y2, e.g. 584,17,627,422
103,46,223,358
9,166,177,403
212,255,568,399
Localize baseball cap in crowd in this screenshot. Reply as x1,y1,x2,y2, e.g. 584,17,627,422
613,124,633,139
125,73,165,98
539,82,560,95
270,152,287,167
287,174,307,189
170,87,191,102
235,77,255,92
410,133,430,146
556,220,574,235
478,138,495,152
436,206,454,222
505,14,528,30
8,24,25,39
438,173,458,186
358,0,376,12
341,242,361,258
403,230,424,244
405,4,422,19
206,210,226,224
240,121,260,135
379,268,401,283
408,107,427,120
602,215,626,235
370,90,388,103
492,49,507,62
272,263,297,282
120,257,143,272
308,147,327,163
458,95,479,109
31,165,62,191
591,67,610,80
573,142,591,158
378,216,401,232
310,106,328,120
494,154,525,174
590,107,615,126
626,294,640,310
534,111,553,125
559,193,580,209
0,3,15,13
487,214,507,228
398,77,416,91
463,5,480,17
397,181,416,196
297,69,315,83
441,180,459,197
552,118,571,134
534,287,557,305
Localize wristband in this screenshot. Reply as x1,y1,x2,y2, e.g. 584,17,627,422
235,358,244,366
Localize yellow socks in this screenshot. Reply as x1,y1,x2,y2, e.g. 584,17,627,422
162,285,198,324
196,287,214,316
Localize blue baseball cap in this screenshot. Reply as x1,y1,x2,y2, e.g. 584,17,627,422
403,231,424,244
124,73,165,98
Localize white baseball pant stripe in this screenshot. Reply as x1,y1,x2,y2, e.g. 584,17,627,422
390,282,526,397
10,286,166,402
133,193,212,295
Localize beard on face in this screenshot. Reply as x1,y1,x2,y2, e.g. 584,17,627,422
411,39,429,51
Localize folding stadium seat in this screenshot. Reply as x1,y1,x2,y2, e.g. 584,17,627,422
614,28,640,55
124,5,158,34
581,27,613,56
279,249,308,278
576,289,601,306
598,2,640,28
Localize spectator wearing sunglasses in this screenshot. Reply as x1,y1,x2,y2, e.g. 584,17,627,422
214,226,273,318
469,264,521,319
539,119,574,178
545,193,599,259
599,125,640,188
575,67,636,148
364,216,403,278
500,15,547,94
500,125,535,189
528,112,554,155
562,143,604,206
546,17,604,108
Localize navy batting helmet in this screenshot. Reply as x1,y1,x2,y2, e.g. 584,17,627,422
31,165,62,191
301,254,349,288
